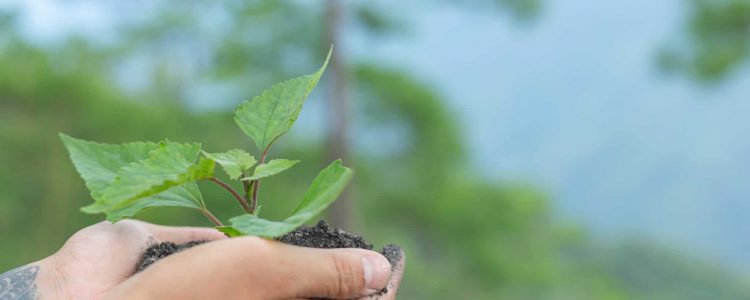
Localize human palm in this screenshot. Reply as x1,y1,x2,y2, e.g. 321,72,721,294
49,220,225,299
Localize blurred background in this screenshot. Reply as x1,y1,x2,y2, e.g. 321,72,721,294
1,0,750,299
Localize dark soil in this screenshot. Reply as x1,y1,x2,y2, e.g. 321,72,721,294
277,220,402,268
137,240,207,272
136,220,402,298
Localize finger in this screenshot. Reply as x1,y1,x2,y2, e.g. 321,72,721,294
105,237,392,300
362,248,405,300
146,223,227,244
273,246,392,299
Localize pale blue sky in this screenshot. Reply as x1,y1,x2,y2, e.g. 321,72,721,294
356,0,750,271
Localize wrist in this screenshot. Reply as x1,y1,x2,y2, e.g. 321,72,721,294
0,257,63,300
33,256,67,300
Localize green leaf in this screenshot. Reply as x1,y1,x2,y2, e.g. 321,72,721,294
216,226,243,237
225,160,353,238
234,48,332,151
290,160,351,215
61,134,212,221
241,159,300,181
100,182,205,222
82,141,215,220
60,133,159,201
202,149,257,179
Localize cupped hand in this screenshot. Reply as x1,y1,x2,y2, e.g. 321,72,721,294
105,234,403,300
40,220,227,299
28,220,403,299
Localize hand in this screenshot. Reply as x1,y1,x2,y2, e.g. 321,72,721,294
5,220,403,299
104,234,402,300
35,220,227,299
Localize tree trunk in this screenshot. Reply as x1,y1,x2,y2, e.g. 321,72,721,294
324,0,354,230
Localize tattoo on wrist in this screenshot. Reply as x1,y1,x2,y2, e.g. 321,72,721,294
0,265,39,300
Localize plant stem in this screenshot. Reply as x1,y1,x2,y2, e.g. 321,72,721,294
200,208,224,227
249,146,271,213
242,178,251,198
250,179,261,213
242,170,252,204
207,177,253,213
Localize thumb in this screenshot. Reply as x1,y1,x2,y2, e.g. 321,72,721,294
145,223,227,244
279,246,392,299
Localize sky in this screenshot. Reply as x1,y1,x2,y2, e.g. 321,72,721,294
354,0,750,271
4,0,750,272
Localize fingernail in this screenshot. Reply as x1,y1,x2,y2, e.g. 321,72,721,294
362,253,391,290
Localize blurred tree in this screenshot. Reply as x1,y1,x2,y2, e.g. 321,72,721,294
0,36,218,267
85,0,544,230
659,0,750,82
324,0,353,228
594,241,750,300
447,0,542,21
2,1,750,299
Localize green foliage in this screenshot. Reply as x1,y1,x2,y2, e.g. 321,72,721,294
59,52,350,238
60,135,211,221
241,159,299,181
103,183,207,223
661,0,750,81
59,134,160,202
448,0,542,21
221,160,352,237
203,149,257,180
4,2,750,299
234,48,331,152
82,142,214,216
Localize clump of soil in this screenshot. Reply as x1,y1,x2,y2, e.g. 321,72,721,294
279,220,372,249
137,240,206,272
136,220,402,298
277,220,402,268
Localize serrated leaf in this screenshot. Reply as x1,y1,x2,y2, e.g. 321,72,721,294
203,149,257,179
225,160,353,238
100,182,205,222
241,159,299,181
61,134,211,221
234,48,332,151
83,141,215,219
60,133,159,201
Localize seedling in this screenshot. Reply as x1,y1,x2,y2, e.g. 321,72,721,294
60,49,352,238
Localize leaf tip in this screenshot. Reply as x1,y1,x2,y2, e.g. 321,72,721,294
216,226,244,237
317,46,334,76
59,132,77,146
332,159,349,169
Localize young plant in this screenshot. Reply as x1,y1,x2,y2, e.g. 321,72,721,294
60,49,352,238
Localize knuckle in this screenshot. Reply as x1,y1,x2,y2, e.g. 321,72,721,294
329,254,362,297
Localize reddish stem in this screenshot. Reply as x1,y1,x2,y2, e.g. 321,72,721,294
200,208,224,227
249,146,271,213
208,177,252,213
